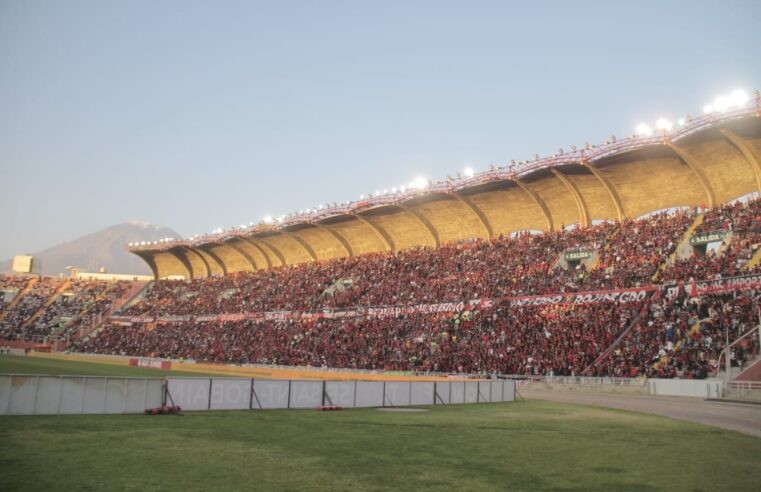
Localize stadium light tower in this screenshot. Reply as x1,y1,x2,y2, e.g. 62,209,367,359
655,119,673,132
409,176,428,190
635,123,653,136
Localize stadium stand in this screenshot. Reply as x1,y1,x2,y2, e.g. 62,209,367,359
73,198,761,378
0,275,135,345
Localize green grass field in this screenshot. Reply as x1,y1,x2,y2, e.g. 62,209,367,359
0,355,221,378
2,355,760,491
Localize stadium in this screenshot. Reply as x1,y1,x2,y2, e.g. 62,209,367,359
2,91,761,490
3,2,761,487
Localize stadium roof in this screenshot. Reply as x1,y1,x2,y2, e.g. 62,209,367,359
131,99,761,279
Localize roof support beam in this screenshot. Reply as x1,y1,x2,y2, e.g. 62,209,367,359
719,129,761,193
583,163,625,221
198,245,228,276
512,179,554,231
224,240,260,271
551,169,589,227
135,251,159,280
313,223,353,257
281,231,318,261
353,213,394,251
238,237,273,269
666,142,716,208
451,192,494,239
252,237,288,267
397,204,440,247
167,248,194,279
183,246,211,278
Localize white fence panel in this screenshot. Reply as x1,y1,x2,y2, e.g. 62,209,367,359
355,381,383,407
504,380,516,401
0,376,163,415
477,382,491,402
410,382,434,405
105,379,128,413
450,381,465,403
490,381,503,402
325,381,355,407
35,377,61,414
434,381,450,404
167,378,211,411
8,375,36,414
59,377,86,413
464,381,479,403
384,381,411,407
210,379,251,410
252,379,290,409
289,381,323,408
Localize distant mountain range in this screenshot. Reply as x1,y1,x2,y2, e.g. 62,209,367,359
1,221,181,276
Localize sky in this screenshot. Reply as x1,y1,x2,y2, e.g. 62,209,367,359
1,0,760,259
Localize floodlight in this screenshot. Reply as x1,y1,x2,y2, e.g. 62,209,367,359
714,95,731,112
729,89,749,107
409,176,428,190
635,123,653,136
677,118,686,126
463,167,474,178
655,119,673,131
703,104,714,114
262,216,274,224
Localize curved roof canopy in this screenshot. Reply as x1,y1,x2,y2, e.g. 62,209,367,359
131,106,761,279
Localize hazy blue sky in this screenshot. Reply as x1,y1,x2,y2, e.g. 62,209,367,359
1,0,760,259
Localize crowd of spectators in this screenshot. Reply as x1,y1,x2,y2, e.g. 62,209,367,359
21,198,761,378
0,277,64,340
0,275,132,343
124,212,690,317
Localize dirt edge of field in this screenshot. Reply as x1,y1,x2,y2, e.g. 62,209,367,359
519,387,761,439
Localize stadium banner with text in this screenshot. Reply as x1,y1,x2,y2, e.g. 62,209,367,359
563,250,594,261
689,231,728,245
110,274,761,326
505,286,656,307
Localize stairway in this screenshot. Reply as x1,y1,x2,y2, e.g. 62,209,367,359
19,280,71,332
747,247,761,270
652,213,704,282
0,277,38,323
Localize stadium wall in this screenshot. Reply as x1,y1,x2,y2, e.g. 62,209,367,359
0,375,164,415
166,377,516,411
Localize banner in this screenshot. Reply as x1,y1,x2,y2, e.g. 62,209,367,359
689,231,728,245
686,273,761,296
111,274,761,326
564,250,594,261
129,358,171,369
506,286,655,307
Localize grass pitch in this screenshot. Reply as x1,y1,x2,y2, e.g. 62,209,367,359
2,400,760,491
0,355,221,378
2,355,760,490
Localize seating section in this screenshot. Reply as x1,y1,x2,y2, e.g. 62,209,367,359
0,275,133,343
72,198,761,378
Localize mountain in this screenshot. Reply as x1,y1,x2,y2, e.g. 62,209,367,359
0,221,182,276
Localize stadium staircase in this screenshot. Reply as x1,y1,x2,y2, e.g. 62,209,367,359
651,319,705,373
748,248,761,270
652,213,704,282
0,276,37,323
116,281,152,314
75,282,149,341
19,280,71,332
51,282,122,341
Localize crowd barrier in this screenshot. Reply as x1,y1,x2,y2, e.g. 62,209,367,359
166,377,516,411
0,375,164,415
